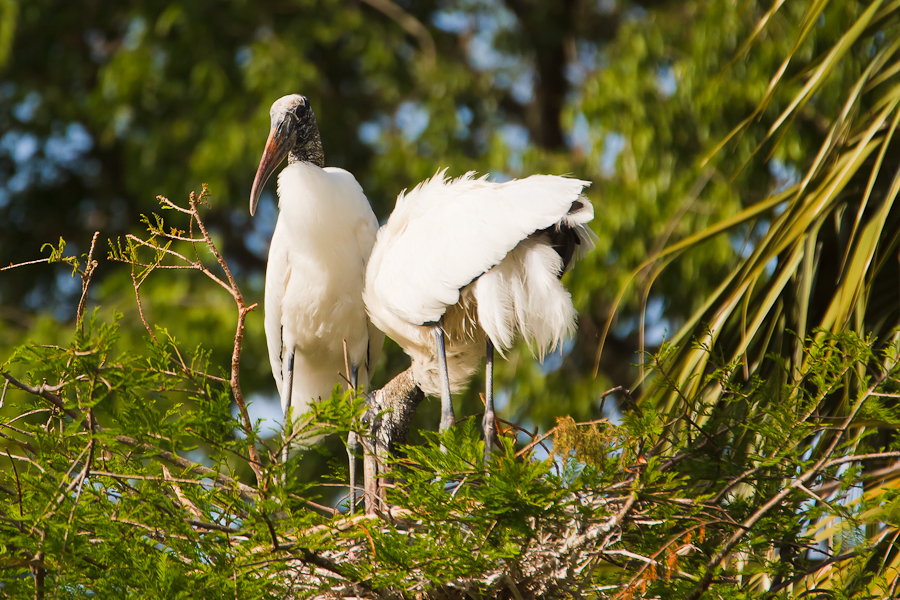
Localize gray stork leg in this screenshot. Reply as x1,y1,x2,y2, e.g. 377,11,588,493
281,350,296,484
484,339,495,462
434,327,454,433
347,365,359,514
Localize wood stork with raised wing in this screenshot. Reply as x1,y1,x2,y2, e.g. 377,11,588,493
249,94,383,508
364,171,594,459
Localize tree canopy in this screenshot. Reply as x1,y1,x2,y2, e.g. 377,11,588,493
3,0,900,597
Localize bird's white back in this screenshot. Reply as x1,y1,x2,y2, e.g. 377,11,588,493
373,171,591,325
365,170,592,396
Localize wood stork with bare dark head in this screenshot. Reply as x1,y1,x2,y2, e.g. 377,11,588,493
364,171,593,459
249,94,383,506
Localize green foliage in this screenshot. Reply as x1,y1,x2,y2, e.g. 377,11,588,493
4,240,900,597
4,0,900,597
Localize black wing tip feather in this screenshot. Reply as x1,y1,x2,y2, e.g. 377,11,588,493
541,198,589,274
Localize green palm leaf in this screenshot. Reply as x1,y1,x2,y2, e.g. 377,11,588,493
601,1,900,594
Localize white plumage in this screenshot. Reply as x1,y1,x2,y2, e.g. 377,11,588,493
266,163,382,418
364,170,594,450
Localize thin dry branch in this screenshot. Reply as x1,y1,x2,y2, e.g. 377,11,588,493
162,465,205,521
186,189,262,479
0,257,51,271
229,302,262,480
188,189,243,304
5,449,24,517
130,270,158,343
75,232,100,332
119,191,264,481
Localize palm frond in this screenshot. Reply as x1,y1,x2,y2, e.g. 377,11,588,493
602,0,900,593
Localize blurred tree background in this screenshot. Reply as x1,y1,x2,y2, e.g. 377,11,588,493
5,0,900,596
0,0,880,466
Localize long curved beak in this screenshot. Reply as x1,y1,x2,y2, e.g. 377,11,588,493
249,127,291,216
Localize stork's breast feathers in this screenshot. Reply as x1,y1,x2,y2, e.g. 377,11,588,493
371,172,592,325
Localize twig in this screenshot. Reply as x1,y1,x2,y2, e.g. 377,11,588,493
130,271,158,343
90,470,214,486
109,516,192,543
158,195,194,214
1,257,51,271
190,189,242,303
35,442,92,532
122,192,264,482
4,452,47,472
358,522,377,557
1,372,88,427
61,439,94,559
156,368,227,383
620,521,711,592
33,530,45,600
805,483,848,518
0,416,35,438
5,449,23,517
604,549,658,564
474,519,498,561
163,465,206,521
112,434,259,500
76,232,100,332
263,512,280,552
188,519,240,533
124,233,233,296
230,302,262,481
814,458,900,497
124,235,196,268
823,450,900,469
763,550,862,597
187,189,263,482
0,429,37,453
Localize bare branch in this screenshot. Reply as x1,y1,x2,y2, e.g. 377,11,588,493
0,257,51,271
5,449,23,517
229,302,263,481
189,188,242,303
112,434,259,501
76,232,100,332
157,195,194,214
162,465,205,521
130,270,158,343
61,439,94,559
1,373,84,425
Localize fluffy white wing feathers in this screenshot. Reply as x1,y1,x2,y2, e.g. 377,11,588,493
374,171,592,327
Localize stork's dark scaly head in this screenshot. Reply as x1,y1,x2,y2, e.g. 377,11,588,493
249,94,324,215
